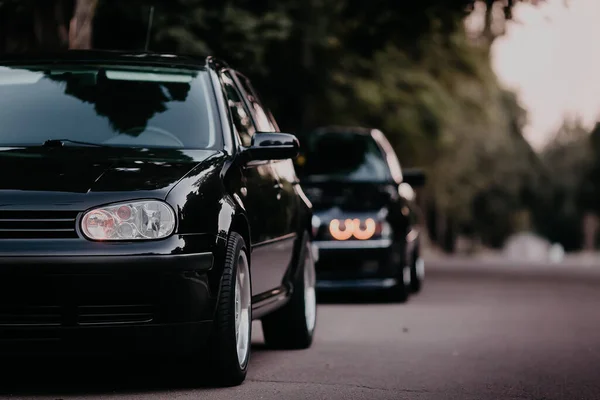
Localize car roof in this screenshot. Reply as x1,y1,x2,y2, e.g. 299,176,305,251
0,50,229,70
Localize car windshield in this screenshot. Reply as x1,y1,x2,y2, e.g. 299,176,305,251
296,131,392,182
0,64,219,149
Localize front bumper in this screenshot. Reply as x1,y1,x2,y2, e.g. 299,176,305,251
0,234,218,355
314,238,392,251
316,277,399,291
0,321,214,356
314,238,402,290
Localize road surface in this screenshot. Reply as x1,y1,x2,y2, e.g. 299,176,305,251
3,259,600,400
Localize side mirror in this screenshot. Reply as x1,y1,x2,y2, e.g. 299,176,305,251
402,168,426,188
240,132,300,163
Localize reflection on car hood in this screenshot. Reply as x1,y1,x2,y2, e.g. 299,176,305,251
0,146,220,209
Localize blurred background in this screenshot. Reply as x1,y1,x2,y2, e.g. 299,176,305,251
1,0,597,262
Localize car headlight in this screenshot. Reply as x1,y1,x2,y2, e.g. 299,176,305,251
329,218,382,241
325,215,392,241
81,200,176,241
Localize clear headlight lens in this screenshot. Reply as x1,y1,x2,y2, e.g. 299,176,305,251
329,218,380,241
81,200,176,241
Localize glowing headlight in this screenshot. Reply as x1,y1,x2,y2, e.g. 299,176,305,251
329,219,355,241
353,218,377,240
81,200,176,241
329,218,379,241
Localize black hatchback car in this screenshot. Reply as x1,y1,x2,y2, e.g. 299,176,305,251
0,51,317,386
294,126,425,301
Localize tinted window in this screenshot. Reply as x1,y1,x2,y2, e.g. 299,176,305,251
236,73,277,132
221,72,255,147
0,65,219,149
295,131,392,182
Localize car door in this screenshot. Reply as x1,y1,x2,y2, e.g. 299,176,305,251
233,72,297,286
219,71,284,296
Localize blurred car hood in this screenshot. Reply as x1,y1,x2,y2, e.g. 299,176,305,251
300,180,396,212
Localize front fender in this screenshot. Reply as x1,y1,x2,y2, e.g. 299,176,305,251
294,183,314,239
164,154,238,300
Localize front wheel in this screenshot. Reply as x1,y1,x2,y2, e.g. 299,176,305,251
206,232,252,386
262,232,317,349
387,263,411,303
384,240,410,303
410,247,424,293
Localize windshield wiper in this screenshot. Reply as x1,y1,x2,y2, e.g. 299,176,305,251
42,139,109,148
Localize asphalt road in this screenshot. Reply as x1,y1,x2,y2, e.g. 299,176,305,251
3,259,600,400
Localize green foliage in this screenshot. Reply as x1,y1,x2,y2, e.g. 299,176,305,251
533,119,593,251
0,0,547,247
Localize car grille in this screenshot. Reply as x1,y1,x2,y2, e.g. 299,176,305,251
0,210,79,239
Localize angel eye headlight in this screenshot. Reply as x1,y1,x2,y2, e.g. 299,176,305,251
81,200,176,241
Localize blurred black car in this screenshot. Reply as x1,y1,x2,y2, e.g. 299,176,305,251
0,51,317,386
294,126,426,302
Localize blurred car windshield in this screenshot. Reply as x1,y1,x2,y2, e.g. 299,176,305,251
296,131,392,183
0,65,219,149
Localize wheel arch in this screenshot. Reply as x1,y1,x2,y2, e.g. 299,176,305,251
208,196,251,297
230,211,251,254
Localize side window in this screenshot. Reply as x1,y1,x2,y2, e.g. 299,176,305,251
221,71,255,147
371,129,403,183
235,73,278,133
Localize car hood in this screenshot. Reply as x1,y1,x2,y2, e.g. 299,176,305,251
300,180,396,212
0,146,221,210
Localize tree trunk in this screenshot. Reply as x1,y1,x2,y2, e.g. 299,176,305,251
582,212,599,252
443,217,457,254
32,0,70,50
69,0,98,49
435,207,447,251
482,0,495,46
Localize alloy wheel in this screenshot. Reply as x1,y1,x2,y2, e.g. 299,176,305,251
235,251,251,367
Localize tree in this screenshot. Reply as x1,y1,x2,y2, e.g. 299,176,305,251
0,0,98,51
466,0,548,46
0,0,549,250
69,0,98,49
536,118,592,251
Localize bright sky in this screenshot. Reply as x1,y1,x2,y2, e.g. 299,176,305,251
491,0,600,149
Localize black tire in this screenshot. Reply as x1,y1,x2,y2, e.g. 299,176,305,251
388,266,410,303
386,242,410,303
410,246,424,293
206,232,252,387
262,232,317,350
